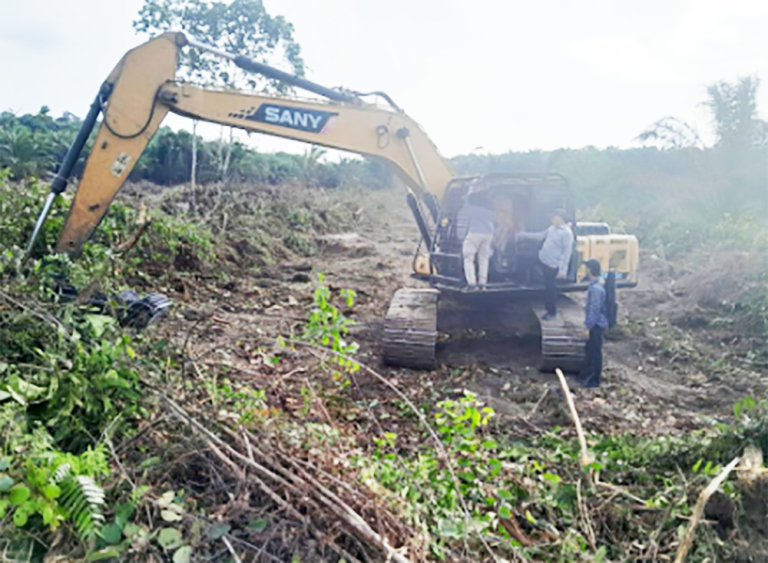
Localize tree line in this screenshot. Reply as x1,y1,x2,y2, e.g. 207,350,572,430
0,109,392,189
453,76,768,252
2,75,766,255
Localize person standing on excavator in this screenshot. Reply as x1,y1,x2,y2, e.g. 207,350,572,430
518,209,574,319
460,181,496,290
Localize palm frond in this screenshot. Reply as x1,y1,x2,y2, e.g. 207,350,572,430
53,465,105,540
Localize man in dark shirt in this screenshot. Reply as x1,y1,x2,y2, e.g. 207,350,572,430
581,259,608,388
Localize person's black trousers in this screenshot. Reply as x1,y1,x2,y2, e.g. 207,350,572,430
582,326,604,386
541,263,558,315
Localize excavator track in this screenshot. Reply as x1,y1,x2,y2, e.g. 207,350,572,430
538,295,588,372
383,288,439,369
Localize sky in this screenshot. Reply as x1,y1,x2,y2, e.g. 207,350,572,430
1,0,767,158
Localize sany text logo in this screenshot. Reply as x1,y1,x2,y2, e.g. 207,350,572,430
242,104,338,134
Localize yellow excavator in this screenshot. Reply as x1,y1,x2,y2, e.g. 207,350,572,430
27,32,639,371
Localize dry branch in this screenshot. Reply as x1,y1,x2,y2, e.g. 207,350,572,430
674,456,740,563
234,335,507,563
0,289,71,340
500,514,535,547
526,387,549,420
221,535,243,563
555,369,595,467
158,392,413,563
116,220,152,254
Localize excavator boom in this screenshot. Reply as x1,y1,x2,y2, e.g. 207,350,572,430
36,32,454,255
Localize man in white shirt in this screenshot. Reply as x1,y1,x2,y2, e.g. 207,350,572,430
517,209,574,319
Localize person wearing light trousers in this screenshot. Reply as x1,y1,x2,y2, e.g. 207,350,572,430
460,185,495,290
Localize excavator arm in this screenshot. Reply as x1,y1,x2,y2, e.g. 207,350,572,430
29,32,454,255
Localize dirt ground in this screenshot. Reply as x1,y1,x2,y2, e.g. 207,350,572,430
171,187,768,441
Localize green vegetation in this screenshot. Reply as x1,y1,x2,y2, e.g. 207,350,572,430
0,108,392,189
0,162,368,559
0,108,79,179
303,274,360,374
1,1,767,552
0,406,109,541
359,389,768,561
453,76,768,262
1,158,767,560
0,172,215,292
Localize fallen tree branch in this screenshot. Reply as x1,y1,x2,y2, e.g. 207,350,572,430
204,334,507,562
182,322,512,562
0,289,71,340
116,219,152,254
500,514,535,547
159,392,413,563
577,478,597,551
270,366,308,388
221,535,243,563
527,387,549,420
276,336,505,563
596,480,647,505
674,456,740,563
161,395,303,496
278,450,409,563
555,369,595,467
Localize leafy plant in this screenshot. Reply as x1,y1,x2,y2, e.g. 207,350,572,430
210,379,269,427
0,405,109,541
303,274,359,374
0,311,145,449
56,467,107,540
361,392,535,557
358,389,768,560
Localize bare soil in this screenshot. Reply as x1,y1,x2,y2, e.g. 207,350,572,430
162,186,768,441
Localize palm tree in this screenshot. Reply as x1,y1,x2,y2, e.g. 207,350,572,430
0,126,55,179
704,76,768,149
638,76,768,150
302,145,327,188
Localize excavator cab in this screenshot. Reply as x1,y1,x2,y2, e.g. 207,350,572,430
428,172,577,292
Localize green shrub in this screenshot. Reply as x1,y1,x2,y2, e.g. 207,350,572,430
0,310,145,450
0,172,216,291
0,404,109,542
302,274,359,374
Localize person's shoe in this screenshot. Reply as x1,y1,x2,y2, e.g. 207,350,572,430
582,378,600,389
542,312,556,321
465,284,478,292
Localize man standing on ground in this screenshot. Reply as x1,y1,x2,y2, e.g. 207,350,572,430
581,259,608,388
460,183,496,290
518,209,574,319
